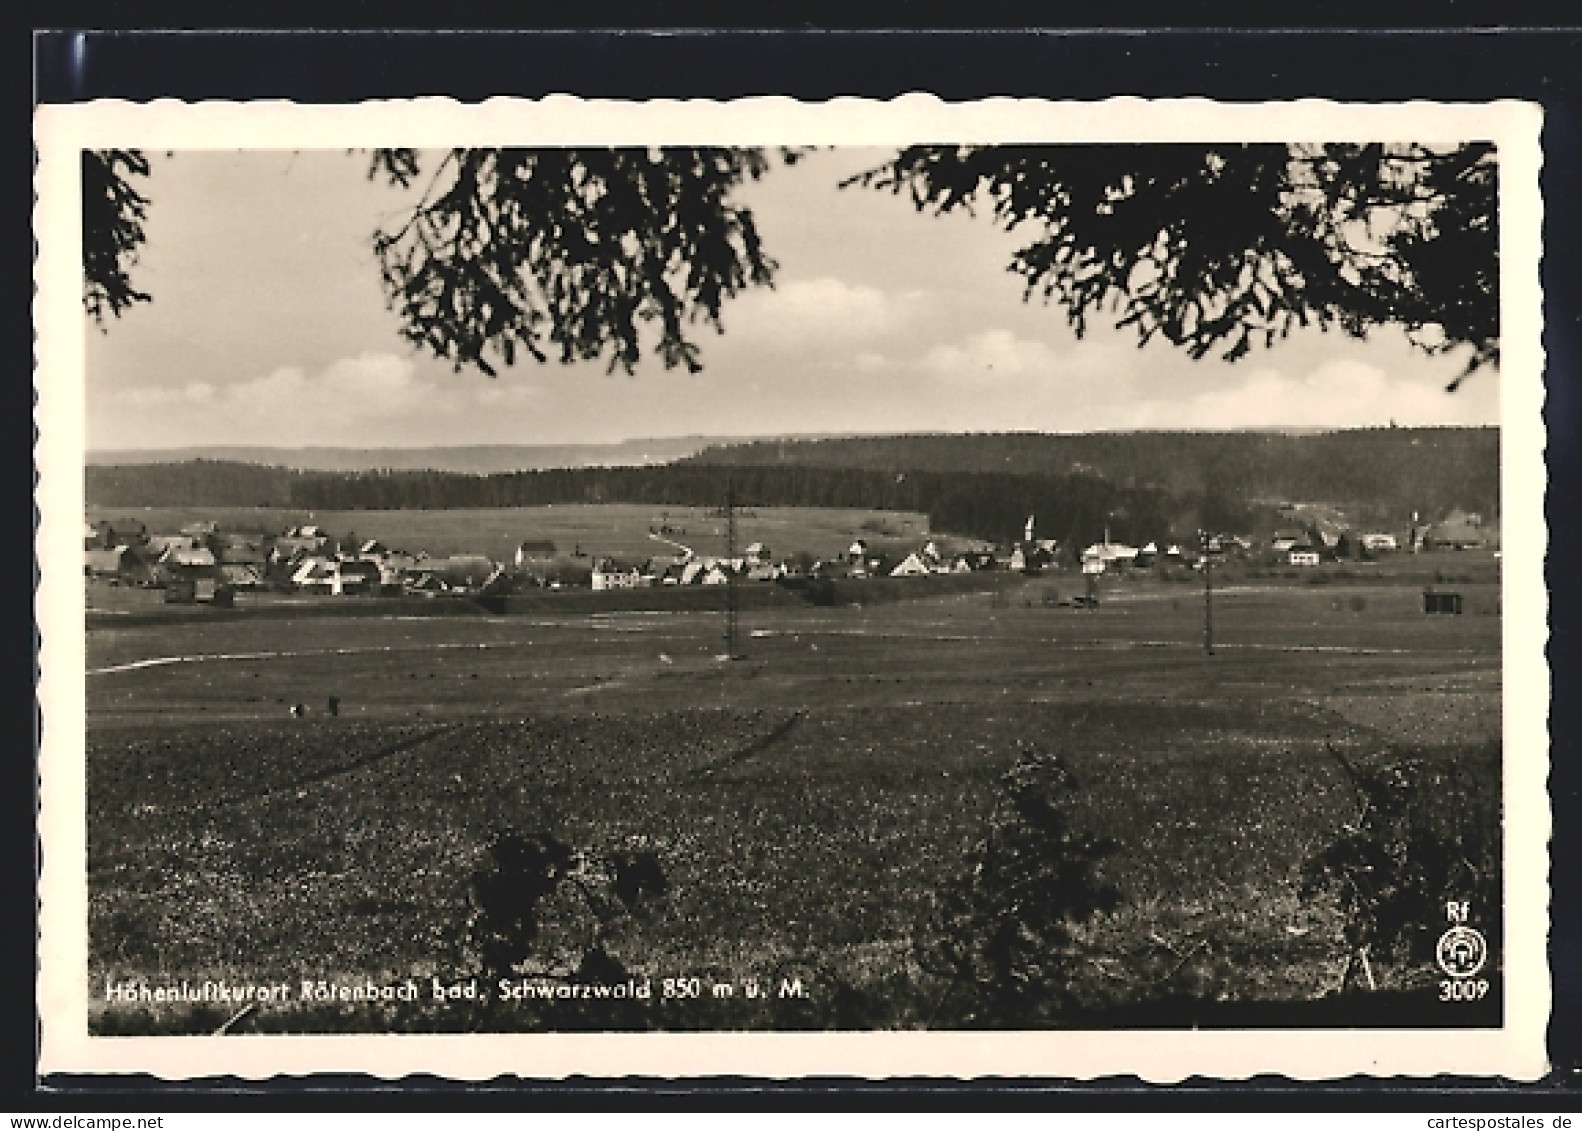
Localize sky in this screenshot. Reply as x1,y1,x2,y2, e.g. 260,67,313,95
84,148,1501,451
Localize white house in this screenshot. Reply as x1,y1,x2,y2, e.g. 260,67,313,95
1081,542,1139,572
889,552,933,577
591,559,643,591
1360,532,1399,552
1289,549,1322,567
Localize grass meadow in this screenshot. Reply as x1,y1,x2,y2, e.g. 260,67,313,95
84,561,1503,1033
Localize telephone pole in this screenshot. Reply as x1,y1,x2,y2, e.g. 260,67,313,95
1200,529,1215,656
724,476,740,660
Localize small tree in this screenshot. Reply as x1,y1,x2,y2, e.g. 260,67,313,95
1301,744,1484,992
467,828,667,1022
920,746,1120,1026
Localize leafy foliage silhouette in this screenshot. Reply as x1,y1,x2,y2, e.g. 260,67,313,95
845,143,1497,387
82,149,152,324
367,147,782,377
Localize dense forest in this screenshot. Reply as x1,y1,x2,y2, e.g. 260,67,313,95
86,460,307,507
685,428,1499,522
85,428,1498,546
294,465,1183,547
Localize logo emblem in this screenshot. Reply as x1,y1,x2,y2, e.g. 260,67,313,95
1436,925,1488,978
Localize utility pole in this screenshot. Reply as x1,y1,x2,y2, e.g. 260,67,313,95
724,476,740,660
1200,528,1215,656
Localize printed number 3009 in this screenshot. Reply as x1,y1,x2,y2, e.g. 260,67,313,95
1440,979,1490,1001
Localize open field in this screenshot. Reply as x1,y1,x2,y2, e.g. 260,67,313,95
84,570,1502,1032
85,504,932,563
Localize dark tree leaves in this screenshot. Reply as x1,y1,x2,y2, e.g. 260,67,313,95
846,143,1498,385
368,147,779,377
82,149,152,323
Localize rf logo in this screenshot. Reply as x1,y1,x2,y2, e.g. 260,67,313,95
1436,924,1488,978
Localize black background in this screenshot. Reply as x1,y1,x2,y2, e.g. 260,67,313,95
21,13,1582,1109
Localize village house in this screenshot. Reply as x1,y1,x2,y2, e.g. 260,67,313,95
216,543,268,589
274,525,330,561
514,539,558,569
1288,549,1322,567
590,558,643,591
1360,532,1399,552
1424,512,1492,551
407,555,500,594
292,556,382,596
1081,541,1139,573
84,543,155,586
90,519,147,550
889,551,933,578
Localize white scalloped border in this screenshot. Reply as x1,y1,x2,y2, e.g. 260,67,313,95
34,94,1550,1083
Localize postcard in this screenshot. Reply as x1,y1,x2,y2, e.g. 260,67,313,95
35,93,1549,1081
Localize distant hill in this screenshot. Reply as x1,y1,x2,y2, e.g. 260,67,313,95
89,433,721,468
85,438,737,474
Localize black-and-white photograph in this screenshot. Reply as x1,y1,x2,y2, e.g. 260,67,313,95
36,97,1548,1079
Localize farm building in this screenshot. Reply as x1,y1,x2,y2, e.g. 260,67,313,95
408,555,500,593
889,552,933,578
514,540,558,568
84,545,154,584
165,546,217,570
1081,542,1139,572
1424,520,1490,551
1288,549,1322,567
274,529,329,559
90,520,147,550
146,533,202,557
217,544,268,589
591,560,644,591
291,556,381,596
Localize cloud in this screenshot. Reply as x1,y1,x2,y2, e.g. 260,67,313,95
920,329,1061,388
730,276,920,348
116,382,216,406
1129,359,1495,429
98,352,544,447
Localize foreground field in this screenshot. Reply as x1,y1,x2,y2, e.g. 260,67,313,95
84,575,1502,1032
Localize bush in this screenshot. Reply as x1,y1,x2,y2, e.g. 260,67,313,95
1301,745,1498,993
466,828,667,1025
918,745,1120,1026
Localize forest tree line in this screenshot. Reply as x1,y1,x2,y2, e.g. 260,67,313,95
85,427,1498,545
87,460,1183,545
684,427,1499,522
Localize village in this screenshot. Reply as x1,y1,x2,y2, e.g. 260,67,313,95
82,503,1499,607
